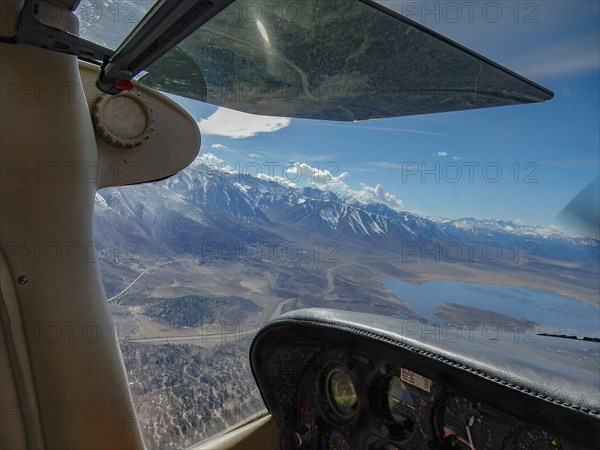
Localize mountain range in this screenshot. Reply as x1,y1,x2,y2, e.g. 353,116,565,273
94,156,598,266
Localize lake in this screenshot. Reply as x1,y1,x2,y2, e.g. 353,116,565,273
383,277,600,336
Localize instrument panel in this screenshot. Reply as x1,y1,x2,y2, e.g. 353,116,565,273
290,348,566,449
250,309,599,450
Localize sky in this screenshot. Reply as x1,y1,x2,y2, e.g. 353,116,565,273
166,0,599,228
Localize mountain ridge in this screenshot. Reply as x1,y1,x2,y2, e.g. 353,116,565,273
95,158,598,257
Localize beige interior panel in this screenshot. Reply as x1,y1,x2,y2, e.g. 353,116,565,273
0,327,28,450
0,40,145,449
78,62,201,189
0,251,46,449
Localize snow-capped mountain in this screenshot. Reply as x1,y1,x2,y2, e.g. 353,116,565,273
432,217,596,244
94,161,598,263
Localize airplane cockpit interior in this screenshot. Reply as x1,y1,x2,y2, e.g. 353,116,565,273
1,0,598,449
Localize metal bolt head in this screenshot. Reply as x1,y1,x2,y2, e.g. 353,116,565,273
17,275,28,285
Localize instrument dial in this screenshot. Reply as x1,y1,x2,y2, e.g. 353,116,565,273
387,375,415,427
435,394,495,449
370,370,420,444
327,368,358,418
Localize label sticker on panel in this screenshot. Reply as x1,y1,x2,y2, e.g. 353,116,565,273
401,368,432,392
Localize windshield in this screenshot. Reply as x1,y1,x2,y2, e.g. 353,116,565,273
90,1,599,448
75,0,157,49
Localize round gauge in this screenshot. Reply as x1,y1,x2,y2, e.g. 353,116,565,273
435,394,495,449
502,428,562,449
326,368,358,417
378,375,417,442
387,376,415,426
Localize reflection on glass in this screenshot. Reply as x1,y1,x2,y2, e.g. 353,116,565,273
388,376,414,424
140,0,552,120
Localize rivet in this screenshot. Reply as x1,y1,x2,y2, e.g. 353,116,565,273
17,275,29,285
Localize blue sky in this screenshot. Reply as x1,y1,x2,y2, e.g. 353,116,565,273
171,0,599,227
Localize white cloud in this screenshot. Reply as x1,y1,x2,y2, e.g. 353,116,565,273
187,154,405,211
436,151,448,157
190,153,233,173
248,153,262,159
198,107,291,139
211,143,232,152
286,162,403,210
353,184,404,210
286,162,349,189
452,156,461,160
256,173,296,188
